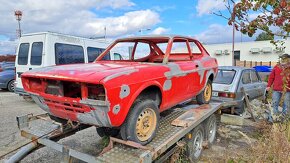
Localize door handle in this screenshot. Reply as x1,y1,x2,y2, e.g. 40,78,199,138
29,68,32,70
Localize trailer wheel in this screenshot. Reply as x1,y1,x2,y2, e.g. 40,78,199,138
185,125,204,162
121,99,159,145
96,127,119,137
196,80,212,105
204,114,217,146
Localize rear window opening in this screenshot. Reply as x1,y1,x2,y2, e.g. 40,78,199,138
214,69,236,84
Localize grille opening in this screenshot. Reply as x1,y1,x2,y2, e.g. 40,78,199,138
45,80,63,96
88,84,106,101
63,81,81,98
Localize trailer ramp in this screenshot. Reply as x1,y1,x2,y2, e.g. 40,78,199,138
7,102,230,163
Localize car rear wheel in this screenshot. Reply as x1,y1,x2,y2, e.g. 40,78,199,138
121,99,159,145
196,80,212,105
7,79,15,92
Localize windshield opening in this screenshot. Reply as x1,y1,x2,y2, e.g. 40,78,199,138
214,69,236,84
96,38,170,62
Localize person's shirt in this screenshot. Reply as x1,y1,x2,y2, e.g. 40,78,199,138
267,64,290,92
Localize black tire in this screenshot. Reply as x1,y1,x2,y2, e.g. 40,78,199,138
7,79,15,92
185,125,204,162
96,127,119,137
204,114,217,146
121,99,160,145
196,80,212,105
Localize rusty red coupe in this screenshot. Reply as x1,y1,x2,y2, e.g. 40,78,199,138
21,35,218,144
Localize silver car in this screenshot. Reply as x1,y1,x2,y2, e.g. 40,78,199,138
212,66,267,114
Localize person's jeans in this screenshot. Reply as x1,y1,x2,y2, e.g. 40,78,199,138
269,91,290,122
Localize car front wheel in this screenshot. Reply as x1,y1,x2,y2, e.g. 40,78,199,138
196,80,212,105
121,99,160,145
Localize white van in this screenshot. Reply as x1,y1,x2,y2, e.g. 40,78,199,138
15,32,110,96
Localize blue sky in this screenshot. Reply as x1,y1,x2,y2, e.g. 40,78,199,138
0,0,257,54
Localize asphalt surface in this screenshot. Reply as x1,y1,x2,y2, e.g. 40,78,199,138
0,90,102,163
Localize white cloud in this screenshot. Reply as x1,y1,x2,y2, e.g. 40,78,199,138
0,40,18,54
194,24,254,44
87,10,160,37
0,0,158,38
196,0,227,16
150,27,170,35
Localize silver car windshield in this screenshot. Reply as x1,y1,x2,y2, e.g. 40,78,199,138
214,69,236,84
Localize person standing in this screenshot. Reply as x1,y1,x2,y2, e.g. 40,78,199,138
267,53,290,120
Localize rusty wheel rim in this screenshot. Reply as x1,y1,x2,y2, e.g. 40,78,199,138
136,107,157,142
204,82,212,102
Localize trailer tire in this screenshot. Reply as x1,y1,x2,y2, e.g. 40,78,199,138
96,127,119,137
121,99,159,145
204,114,217,146
196,80,212,105
185,124,204,162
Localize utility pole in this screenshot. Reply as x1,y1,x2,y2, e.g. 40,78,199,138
14,10,23,38
232,4,236,66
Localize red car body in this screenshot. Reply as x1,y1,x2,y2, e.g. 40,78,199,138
21,35,218,128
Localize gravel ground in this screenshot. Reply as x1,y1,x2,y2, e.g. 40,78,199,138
0,90,102,163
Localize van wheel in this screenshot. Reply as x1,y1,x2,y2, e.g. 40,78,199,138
96,127,119,137
121,99,159,145
7,80,15,92
197,80,212,105
185,125,204,162
204,114,217,146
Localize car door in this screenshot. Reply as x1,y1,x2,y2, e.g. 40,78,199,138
250,70,265,98
240,69,256,100
166,38,197,103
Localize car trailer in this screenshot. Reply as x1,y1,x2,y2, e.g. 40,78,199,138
5,101,236,163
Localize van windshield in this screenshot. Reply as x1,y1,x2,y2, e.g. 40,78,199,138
214,69,236,84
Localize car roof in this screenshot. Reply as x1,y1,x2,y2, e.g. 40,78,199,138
218,66,254,71
116,35,198,43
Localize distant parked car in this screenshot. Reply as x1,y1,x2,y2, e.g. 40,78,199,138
0,65,15,92
0,61,15,69
212,66,267,114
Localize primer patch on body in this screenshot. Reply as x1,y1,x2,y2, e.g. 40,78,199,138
120,85,130,99
103,69,138,82
163,79,172,91
112,104,121,114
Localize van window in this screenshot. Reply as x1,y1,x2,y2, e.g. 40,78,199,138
18,43,29,65
55,43,84,65
31,42,43,65
87,47,106,62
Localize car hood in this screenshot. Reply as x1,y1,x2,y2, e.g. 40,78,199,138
22,62,154,84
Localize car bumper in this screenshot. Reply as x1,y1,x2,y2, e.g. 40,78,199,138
211,96,243,107
0,83,6,89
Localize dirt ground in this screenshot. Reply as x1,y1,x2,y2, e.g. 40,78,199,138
0,90,262,162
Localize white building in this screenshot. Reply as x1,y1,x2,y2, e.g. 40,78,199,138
204,39,290,66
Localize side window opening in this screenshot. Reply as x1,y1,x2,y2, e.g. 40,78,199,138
30,42,43,65
169,40,191,62
18,43,30,65
189,41,202,55
242,70,251,84
55,43,84,65
251,70,259,82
